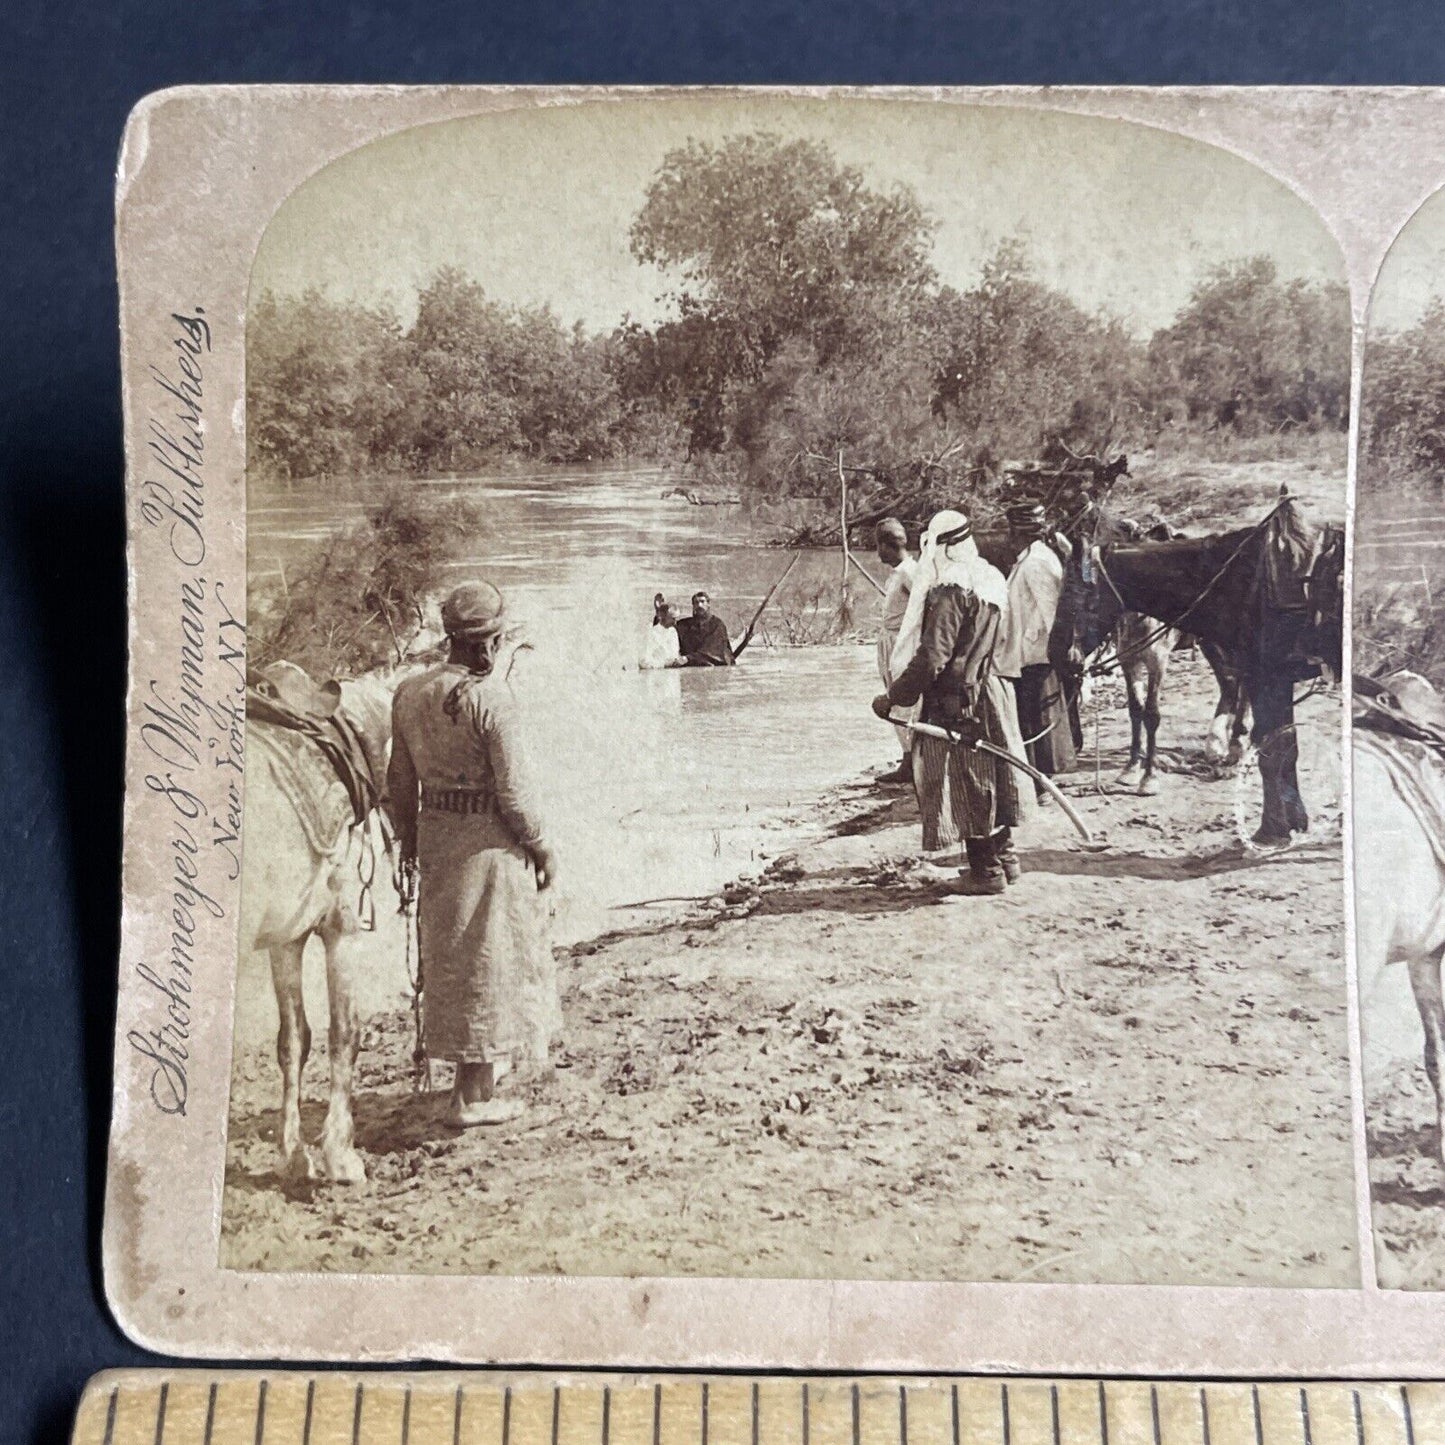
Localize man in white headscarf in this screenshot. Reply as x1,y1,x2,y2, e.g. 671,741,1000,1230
872,509,1032,893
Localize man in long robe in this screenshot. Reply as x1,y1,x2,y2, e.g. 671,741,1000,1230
386,581,559,1128
874,511,1032,894
673,591,735,666
995,499,1078,789
874,518,917,785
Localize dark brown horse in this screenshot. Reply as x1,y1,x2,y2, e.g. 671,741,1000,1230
1049,495,1341,845
977,521,1245,794
1091,518,1251,795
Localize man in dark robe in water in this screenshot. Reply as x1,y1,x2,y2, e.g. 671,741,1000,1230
672,591,735,666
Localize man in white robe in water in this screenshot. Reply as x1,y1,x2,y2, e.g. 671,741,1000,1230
874,518,917,784
641,595,682,670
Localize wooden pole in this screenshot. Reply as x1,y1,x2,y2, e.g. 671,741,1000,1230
731,551,802,660
847,551,886,596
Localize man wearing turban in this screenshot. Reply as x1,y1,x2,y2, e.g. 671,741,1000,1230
995,499,1079,786
386,581,560,1127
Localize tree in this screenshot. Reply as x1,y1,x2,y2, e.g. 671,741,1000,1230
407,267,527,467
1147,256,1349,433
247,288,405,483
1364,298,1445,487
512,316,623,461
928,241,1150,471
628,133,937,457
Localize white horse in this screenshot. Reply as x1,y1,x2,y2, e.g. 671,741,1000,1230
1355,716,1445,1165
239,669,400,1184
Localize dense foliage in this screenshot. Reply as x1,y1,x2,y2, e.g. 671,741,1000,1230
1148,256,1350,434
248,133,1350,495
249,274,650,482
1362,298,1445,491
250,488,485,678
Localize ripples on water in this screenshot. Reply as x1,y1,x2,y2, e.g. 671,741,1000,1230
1355,495,1445,590
250,467,892,946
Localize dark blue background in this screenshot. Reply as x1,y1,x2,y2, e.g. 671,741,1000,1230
2,3,1439,1441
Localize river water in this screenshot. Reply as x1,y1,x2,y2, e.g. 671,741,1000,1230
248,466,889,966
1354,492,1445,597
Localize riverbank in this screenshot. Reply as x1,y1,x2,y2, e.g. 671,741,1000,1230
221,652,1356,1287
1110,442,1344,529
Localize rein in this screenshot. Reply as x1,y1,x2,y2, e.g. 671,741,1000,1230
1084,499,1285,678
395,854,432,1094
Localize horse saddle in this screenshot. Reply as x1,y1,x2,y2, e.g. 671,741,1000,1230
1262,501,1318,613
249,660,342,720
1356,669,1445,748
247,662,382,826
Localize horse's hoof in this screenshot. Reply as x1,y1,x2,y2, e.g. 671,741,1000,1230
320,1147,367,1185
1136,777,1160,797
281,1148,315,1182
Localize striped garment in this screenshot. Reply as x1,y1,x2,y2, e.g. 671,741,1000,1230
887,581,1033,851
910,675,1030,850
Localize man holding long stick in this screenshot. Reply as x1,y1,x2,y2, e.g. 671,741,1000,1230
672,591,735,666
873,509,1032,894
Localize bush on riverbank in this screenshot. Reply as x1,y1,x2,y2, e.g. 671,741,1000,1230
1363,299,1445,496
249,487,481,678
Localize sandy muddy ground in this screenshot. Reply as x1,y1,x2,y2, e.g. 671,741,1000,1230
221,653,1358,1286
1368,1064,1445,1288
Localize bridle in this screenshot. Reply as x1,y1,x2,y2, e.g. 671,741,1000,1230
1079,497,1289,679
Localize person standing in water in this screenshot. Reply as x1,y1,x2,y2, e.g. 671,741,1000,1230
873,518,917,785
874,510,1031,894
995,499,1078,792
673,590,735,666
386,581,560,1128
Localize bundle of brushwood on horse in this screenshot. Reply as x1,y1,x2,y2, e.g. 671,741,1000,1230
777,442,1130,551
1049,487,1342,846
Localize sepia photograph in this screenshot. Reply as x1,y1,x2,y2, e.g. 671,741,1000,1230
1353,182,1445,1289
214,95,1352,1287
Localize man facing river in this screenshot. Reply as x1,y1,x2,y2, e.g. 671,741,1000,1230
673,591,735,666
874,518,917,784
386,581,560,1128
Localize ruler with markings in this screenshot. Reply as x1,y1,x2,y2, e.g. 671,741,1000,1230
71,1374,1443,1445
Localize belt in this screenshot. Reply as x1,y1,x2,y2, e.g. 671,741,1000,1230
420,785,496,816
